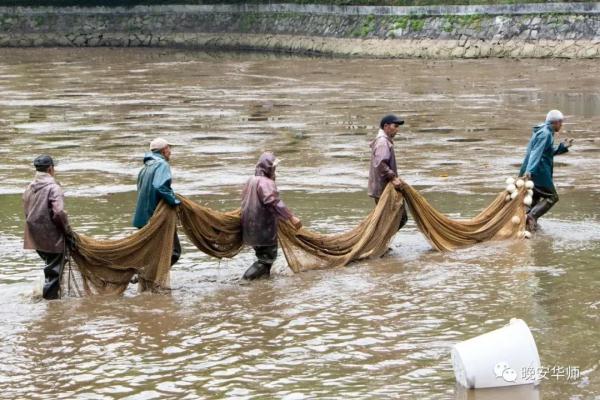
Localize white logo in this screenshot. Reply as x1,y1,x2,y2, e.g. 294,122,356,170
494,362,517,383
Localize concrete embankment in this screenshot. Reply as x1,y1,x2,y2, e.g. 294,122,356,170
0,3,599,58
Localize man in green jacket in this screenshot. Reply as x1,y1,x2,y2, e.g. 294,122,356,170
132,138,182,269
519,110,573,231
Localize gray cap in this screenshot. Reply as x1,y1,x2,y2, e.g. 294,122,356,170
33,155,55,167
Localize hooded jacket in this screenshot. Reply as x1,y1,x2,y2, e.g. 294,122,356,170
23,172,70,253
241,152,294,247
519,122,568,189
368,129,398,199
132,151,180,229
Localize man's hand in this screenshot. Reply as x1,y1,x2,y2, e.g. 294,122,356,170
523,172,532,179
290,216,302,230
392,177,406,190
563,138,574,148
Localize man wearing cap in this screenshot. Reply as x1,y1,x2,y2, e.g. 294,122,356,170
132,138,182,272
368,114,408,230
519,110,573,231
23,155,71,300
241,152,302,280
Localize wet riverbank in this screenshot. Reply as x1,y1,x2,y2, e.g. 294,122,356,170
0,48,599,398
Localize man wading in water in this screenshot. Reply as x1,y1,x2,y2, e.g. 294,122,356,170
368,114,408,230
519,110,573,231
23,155,72,300
132,138,181,286
241,152,301,280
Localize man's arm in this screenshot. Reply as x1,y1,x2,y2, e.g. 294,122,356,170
259,181,302,229
553,140,571,155
152,163,180,207
373,142,396,181
49,185,71,234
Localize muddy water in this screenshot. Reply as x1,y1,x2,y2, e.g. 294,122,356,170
0,48,599,399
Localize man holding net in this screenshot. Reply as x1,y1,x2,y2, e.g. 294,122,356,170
23,155,72,300
132,138,182,280
368,114,408,230
241,152,302,280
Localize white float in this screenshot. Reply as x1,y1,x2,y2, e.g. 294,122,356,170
505,177,515,185
452,318,541,389
516,179,525,188
525,181,534,189
506,184,516,193
510,191,519,200
511,216,521,225
524,196,533,206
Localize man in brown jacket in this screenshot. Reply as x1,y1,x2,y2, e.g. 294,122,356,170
368,114,408,230
23,155,71,300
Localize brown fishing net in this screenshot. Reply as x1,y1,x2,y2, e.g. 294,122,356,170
63,183,527,296
277,183,404,273
402,184,527,252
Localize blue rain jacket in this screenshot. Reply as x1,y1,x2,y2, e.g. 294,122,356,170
518,122,568,189
132,151,180,228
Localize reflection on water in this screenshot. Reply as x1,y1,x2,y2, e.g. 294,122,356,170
0,48,598,399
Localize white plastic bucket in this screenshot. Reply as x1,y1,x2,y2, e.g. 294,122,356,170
452,318,541,389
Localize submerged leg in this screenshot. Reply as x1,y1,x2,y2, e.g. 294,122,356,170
527,186,559,230
171,232,182,266
243,245,278,280
398,207,408,231
37,251,64,300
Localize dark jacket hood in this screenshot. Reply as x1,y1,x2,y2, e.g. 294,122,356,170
255,152,276,179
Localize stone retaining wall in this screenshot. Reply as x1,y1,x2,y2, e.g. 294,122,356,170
0,4,599,58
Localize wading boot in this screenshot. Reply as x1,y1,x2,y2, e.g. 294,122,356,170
242,261,272,280
527,198,555,231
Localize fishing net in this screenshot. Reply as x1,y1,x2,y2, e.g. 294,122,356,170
63,182,527,296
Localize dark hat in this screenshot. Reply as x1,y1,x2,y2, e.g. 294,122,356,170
33,155,55,168
380,114,405,128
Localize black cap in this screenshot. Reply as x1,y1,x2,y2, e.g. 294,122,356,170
380,114,405,129
33,155,54,168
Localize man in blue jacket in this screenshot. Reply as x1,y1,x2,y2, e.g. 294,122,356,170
519,110,573,231
132,138,182,271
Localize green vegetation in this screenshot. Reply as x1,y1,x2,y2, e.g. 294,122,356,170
409,17,425,30
353,14,376,37
0,0,594,7
442,13,484,31
393,16,408,29
392,15,426,31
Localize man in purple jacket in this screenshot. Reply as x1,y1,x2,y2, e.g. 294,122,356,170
368,114,408,230
241,152,302,280
23,155,71,300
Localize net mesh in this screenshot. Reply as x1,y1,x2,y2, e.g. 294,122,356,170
62,182,527,296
